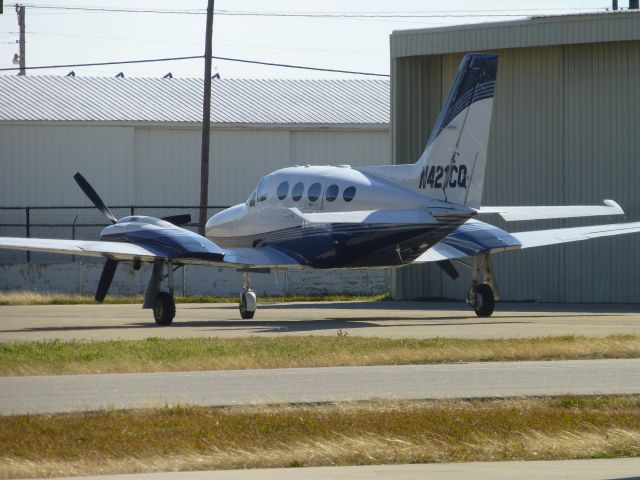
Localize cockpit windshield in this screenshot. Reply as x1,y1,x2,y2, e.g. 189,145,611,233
257,178,269,203
247,191,257,207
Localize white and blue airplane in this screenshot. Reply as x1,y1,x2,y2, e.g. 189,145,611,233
2,53,640,325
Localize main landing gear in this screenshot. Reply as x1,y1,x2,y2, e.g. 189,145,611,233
239,271,257,319
466,253,498,317
143,259,177,326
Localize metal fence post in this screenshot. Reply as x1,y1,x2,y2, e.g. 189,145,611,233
71,215,78,262
25,207,30,263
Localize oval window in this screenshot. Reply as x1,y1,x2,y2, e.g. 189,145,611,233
277,181,289,200
291,182,304,201
325,184,339,202
308,183,321,202
343,186,356,202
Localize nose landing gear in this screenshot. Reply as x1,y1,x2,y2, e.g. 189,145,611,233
239,271,257,319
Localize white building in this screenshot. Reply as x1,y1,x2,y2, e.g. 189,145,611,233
0,76,391,296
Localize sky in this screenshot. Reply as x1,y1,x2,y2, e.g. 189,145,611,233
0,0,618,79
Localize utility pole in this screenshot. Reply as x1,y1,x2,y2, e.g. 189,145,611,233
198,0,214,235
15,4,26,75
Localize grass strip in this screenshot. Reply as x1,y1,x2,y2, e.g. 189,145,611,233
0,291,389,306
1,334,639,376
1,396,639,478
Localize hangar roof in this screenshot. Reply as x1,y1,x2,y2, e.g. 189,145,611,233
391,11,640,58
0,76,389,126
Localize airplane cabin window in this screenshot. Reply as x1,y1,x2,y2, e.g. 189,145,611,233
325,184,339,202
308,183,321,202
248,192,256,207
343,186,356,202
257,179,269,203
291,182,304,201
277,181,289,200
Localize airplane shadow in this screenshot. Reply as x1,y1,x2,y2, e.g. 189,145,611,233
1,317,531,335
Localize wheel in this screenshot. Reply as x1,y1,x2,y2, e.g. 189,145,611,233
153,291,175,326
473,283,495,317
239,290,256,319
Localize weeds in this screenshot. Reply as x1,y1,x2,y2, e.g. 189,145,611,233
1,396,639,478
1,334,639,376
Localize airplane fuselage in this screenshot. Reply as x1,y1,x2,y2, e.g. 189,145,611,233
205,165,474,268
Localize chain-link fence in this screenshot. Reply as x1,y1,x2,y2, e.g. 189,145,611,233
0,206,230,263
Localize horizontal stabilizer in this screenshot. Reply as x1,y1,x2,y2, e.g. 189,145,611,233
479,199,624,221
289,208,436,224
513,221,640,249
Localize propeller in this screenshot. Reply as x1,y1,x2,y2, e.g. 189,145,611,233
73,172,117,224
95,258,118,302
73,172,120,302
436,260,460,280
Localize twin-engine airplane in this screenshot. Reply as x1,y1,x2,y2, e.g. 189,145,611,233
2,53,640,325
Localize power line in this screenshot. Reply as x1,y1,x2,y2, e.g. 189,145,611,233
22,4,204,14
20,4,608,17
212,56,388,76
0,55,203,72
0,54,390,77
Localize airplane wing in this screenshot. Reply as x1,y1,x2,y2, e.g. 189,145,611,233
0,237,159,262
0,237,302,269
478,199,624,221
414,219,640,263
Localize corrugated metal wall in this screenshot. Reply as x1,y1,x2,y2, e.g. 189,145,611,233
0,126,390,207
392,41,640,303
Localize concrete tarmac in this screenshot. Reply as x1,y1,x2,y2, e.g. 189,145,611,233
1,301,640,342
3,359,639,415
39,458,640,480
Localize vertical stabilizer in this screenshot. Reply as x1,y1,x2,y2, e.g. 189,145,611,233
416,54,498,210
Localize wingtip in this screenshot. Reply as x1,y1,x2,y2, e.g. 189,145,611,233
603,199,624,215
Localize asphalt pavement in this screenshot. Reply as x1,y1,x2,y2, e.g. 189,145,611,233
2,358,640,415
1,301,640,342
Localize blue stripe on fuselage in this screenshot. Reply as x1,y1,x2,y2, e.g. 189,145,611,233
212,220,466,268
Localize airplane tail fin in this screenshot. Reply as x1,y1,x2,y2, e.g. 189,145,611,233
416,54,498,210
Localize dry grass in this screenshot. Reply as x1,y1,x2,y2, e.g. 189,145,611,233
0,291,388,306
1,334,639,376
1,396,639,478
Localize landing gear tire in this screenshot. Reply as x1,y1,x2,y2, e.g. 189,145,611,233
153,291,176,326
239,290,256,319
472,283,495,317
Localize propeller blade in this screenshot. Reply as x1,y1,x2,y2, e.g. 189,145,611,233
162,214,192,226
73,172,117,224
95,258,118,302
436,260,460,280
